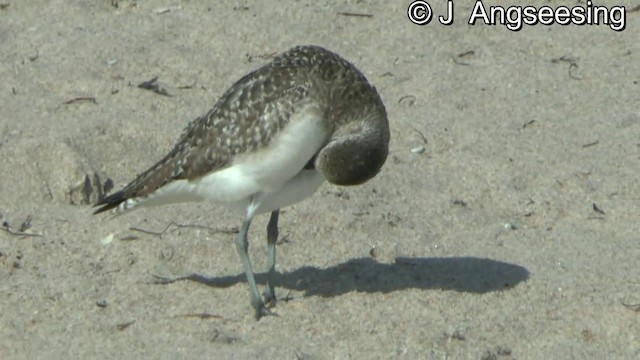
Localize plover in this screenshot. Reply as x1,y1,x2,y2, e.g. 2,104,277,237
94,45,390,319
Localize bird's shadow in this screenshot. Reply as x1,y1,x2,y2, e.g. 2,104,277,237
163,257,529,297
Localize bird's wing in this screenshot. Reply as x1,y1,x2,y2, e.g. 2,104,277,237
94,56,317,214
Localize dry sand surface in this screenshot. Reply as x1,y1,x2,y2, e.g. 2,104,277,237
1,0,639,358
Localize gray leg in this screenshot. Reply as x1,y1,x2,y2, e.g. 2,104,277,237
235,216,272,319
264,210,280,304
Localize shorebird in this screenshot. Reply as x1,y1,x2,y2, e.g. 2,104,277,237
94,45,390,319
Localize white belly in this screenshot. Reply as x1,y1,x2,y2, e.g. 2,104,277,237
254,169,325,214
121,103,328,216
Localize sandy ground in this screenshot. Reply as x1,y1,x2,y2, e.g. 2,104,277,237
1,0,639,358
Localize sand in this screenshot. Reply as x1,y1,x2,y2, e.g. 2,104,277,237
1,0,638,358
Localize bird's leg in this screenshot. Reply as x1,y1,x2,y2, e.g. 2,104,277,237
235,214,272,319
264,210,280,304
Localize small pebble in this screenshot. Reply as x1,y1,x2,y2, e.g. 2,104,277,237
153,7,171,14
504,222,517,230
410,146,425,154
100,233,114,245
96,299,108,308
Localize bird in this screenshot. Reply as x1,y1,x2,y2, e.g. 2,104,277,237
93,45,390,319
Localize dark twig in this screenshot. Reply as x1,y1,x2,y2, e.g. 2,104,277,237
19,215,32,232
129,221,238,237
453,50,475,66
116,320,135,331
176,313,223,320
551,56,582,80
2,215,41,237
592,203,605,215
337,11,373,18
137,76,173,97
63,97,97,105
412,128,428,144
398,95,416,106
245,52,278,63
1,227,43,237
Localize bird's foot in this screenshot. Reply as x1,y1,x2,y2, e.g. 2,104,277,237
263,286,277,306
253,300,277,320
